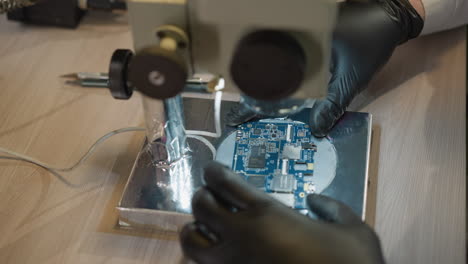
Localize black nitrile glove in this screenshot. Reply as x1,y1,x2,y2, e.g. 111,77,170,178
227,0,424,137
180,162,385,264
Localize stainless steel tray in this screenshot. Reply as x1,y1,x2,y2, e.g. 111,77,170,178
117,97,372,233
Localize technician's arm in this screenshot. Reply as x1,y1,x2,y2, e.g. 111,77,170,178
422,0,468,34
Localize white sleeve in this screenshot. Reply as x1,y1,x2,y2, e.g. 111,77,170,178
422,0,468,34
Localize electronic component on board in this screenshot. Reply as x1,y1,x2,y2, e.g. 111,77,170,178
232,119,317,209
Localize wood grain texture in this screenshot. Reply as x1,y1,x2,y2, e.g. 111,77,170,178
352,27,467,264
0,11,184,264
0,12,465,264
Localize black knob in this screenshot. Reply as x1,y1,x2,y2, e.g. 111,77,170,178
230,30,306,101
109,49,134,100
128,46,188,100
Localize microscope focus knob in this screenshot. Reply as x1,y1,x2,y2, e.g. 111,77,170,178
128,46,188,100
108,49,134,100
230,30,306,101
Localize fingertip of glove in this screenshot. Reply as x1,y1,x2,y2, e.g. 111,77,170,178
180,223,204,251
306,194,363,224
180,222,198,242
225,103,260,127
309,126,328,138
306,193,346,212
204,161,230,177
180,222,216,259
309,100,344,138
306,193,325,208
203,161,236,186
191,187,210,210
225,113,243,127
309,115,332,138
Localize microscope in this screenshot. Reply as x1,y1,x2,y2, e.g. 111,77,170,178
90,0,372,232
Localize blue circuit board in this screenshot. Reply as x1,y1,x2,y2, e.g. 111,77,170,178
232,119,318,209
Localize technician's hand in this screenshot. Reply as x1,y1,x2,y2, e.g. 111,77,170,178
227,0,424,137
180,162,385,264
309,0,424,136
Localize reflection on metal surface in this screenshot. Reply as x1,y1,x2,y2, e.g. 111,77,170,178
117,97,372,231
152,154,191,171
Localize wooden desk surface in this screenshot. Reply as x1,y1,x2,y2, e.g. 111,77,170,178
0,12,465,264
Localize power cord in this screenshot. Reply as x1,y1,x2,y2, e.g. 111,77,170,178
0,127,146,172
0,93,223,184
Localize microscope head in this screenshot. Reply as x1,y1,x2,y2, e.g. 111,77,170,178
126,0,336,115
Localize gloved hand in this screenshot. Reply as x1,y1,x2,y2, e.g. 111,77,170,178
227,0,424,137
180,162,385,264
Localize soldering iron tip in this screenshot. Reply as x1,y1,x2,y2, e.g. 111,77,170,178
60,73,79,80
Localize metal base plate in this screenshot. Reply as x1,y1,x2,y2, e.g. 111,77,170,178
117,97,372,232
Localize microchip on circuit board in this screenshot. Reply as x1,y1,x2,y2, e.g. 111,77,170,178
248,145,267,168
232,119,318,210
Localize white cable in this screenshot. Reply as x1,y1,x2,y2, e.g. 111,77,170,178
0,127,146,172
213,90,222,137
185,130,217,138
0,92,223,180
0,126,216,177
186,91,223,138
186,135,216,159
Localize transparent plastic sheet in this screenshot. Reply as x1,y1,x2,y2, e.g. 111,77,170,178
134,94,223,217
141,96,165,144
140,95,193,214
